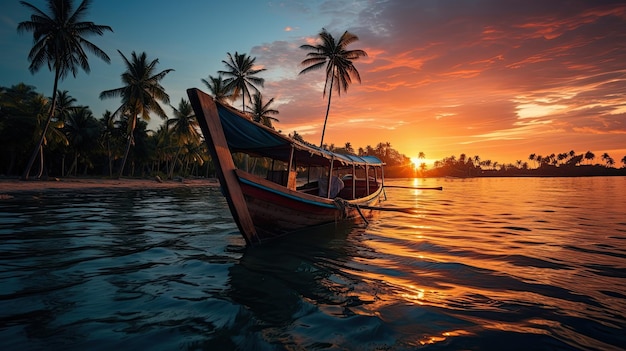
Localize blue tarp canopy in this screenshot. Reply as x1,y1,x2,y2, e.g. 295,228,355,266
216,104,384,168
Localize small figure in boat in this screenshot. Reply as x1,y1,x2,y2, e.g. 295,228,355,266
318,175,344,198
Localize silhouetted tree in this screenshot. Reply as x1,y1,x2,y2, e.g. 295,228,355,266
219,52,266,112
18,0,112,179
201,74,232,103
250,93,279,129
299,28,367,147
100,50,173,178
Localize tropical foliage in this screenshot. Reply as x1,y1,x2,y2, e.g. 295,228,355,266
250,93,279,129
299,28,367,147
18,0,112,179
100,50,173,178
201,74,232,103
218,52,266,112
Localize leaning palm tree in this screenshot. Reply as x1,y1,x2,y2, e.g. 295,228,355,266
250,93,280,129
31,93,68,178
218,52,266,112
201,74,232,103
167,98,200,178
299,28,367,147
18,0,112,180
100,50,173,178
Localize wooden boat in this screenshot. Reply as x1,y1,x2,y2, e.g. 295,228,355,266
187,88,385,246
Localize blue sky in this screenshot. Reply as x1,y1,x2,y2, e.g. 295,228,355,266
2,0,626,166
1,0,330,125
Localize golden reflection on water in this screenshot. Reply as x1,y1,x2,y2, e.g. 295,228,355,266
343,177,626,348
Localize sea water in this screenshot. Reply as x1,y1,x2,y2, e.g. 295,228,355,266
0,177,625,350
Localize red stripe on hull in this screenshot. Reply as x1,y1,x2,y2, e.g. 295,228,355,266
239,181,379,241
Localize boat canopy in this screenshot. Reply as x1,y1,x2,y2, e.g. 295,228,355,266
216,103,384,168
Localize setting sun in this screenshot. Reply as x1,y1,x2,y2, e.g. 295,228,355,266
410,157,420,168
411,157,435,170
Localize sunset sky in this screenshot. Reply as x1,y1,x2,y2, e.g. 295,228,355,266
2,0,625,167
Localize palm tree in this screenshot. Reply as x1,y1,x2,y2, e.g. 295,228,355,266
100,50,173,178
344,142,354,154
473,155,480,167
201,74,232,103
18,0,112,179
167,98,200,178
299,28,367,147
291,131,306,143
63,106,102,176
0,84,46,175
99,110,119,177
250,93,280,129
621,155,626,168
54,90,78,123
601,152,614,167
53,90,77,174
218,52,266,112
584,151,595,165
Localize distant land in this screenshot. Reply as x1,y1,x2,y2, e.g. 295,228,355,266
384,163,626,178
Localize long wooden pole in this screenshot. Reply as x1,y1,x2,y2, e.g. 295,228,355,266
384,185,443,190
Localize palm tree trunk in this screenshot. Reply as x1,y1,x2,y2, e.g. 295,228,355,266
319,74,334,148
118,135,132,179
107,142,113,178
22,68,60,180
168,147,182,179
36,145,44,178
118,114,137,179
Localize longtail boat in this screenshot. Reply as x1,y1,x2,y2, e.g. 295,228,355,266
187,88,385,246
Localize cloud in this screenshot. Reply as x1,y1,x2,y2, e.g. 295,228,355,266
251,0,626,162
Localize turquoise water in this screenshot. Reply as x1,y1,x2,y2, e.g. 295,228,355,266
1,177,625,350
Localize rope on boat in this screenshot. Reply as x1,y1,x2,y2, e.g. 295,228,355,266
334,198,369,224
333,198,347,217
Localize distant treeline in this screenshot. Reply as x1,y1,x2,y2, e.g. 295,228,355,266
3,83,624,179
382,152,626,178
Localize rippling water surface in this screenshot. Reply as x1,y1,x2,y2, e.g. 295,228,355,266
1,177,625,350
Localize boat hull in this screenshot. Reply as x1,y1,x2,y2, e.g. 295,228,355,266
236,171,382,241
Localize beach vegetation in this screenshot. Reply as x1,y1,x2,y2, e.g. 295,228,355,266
166,98,200,179
18,0,112,180
99,50,173,178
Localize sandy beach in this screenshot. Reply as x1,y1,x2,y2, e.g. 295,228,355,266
0,177,219,197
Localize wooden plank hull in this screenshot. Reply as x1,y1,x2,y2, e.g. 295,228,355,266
236,172,382,241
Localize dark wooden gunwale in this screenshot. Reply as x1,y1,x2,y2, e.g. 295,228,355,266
187,88,261,245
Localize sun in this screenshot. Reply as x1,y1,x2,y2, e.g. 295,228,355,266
410,157,421,168
410,156,435,170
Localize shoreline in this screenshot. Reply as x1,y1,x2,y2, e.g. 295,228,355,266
0,177,220,196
